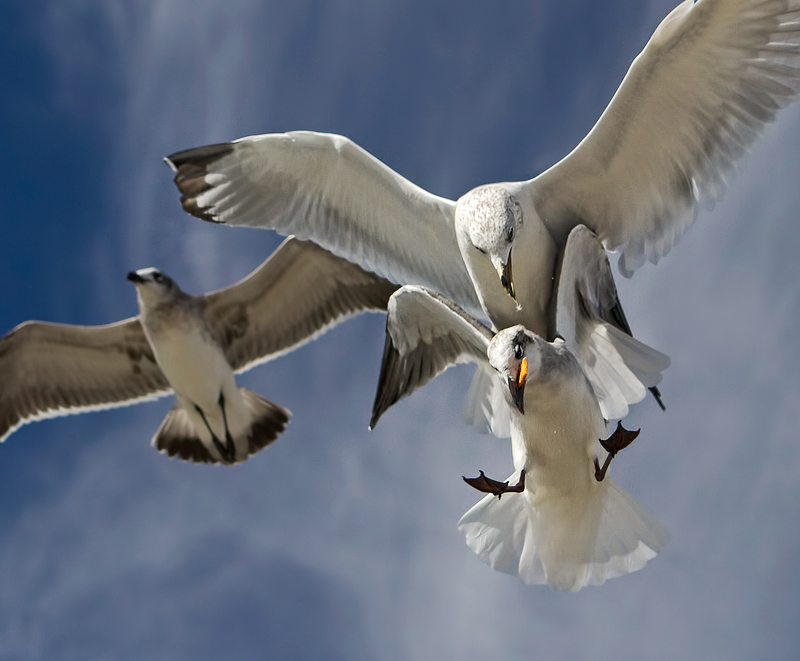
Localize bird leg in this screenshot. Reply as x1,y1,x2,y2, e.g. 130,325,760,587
594,421,640,482
463,470,526,499
217,391,237,462
194,402,235,464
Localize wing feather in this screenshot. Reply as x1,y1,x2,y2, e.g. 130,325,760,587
0,318,170,442
533,0,800,275
167,131,482,315
553,226,670,420
370,286,494,428
202,237,399,373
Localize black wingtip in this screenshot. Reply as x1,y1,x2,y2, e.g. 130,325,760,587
368,403,383,431
166,142,235,170
649,385,666,411
369,328,402,430
166,142,236,224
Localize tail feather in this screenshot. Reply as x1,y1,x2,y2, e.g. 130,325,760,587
152,405,217,463
152,389,290,464
239,387,290,455
458,472,669,591
461,365,511,438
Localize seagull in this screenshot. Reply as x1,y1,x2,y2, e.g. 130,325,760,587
164,0,800,430
370,284,669,590
0,237,397,463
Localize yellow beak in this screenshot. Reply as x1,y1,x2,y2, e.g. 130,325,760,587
509,355,527,414
496,253,515,301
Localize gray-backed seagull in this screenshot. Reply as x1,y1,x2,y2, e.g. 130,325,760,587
164,0,800,430
0,237,397,463
371,284,669,590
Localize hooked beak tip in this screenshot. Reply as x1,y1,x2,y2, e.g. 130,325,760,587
501,275,516,300
509,379,525,414
496,257,516,301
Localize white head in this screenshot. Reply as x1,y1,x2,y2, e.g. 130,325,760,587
488,325,575,415
127,267,180,308
457,185,522,300
488,325,541,414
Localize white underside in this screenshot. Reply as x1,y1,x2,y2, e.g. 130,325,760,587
149,325,249,447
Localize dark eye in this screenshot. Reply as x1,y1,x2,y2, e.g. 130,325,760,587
514,343,523,360
153,272,164,283
507,227,514,242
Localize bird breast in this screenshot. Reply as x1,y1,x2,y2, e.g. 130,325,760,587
146,322,234,408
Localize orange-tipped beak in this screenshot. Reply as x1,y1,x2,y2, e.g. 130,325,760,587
509,355,527,414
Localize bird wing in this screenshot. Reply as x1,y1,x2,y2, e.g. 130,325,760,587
202,236,399,373
552,225,670,420
532,0,800,275
370,285,494,428
167,131,482,316
0,318,170,442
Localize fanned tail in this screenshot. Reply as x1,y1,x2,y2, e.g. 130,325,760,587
457,472,669,591
152,388,289,464
239,387,290,456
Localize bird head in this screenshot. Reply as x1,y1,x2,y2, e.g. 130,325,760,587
127,268,178,306
488,325,542,415
460,185,522,302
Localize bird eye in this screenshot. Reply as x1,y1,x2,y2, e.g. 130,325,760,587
514,343,523,360
507,227,514,242
475,246,487,255
153,272,164,283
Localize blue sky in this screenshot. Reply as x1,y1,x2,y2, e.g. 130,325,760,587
1,0,800,658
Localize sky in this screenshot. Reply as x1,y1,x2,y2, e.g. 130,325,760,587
1,0,800,658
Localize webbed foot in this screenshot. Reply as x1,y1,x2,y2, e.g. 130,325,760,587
594,421,640,481
463,469,526,499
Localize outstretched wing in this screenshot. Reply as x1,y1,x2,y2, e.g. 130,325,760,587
167,131,482,316
0,318,170,442
370,286,494,428
202,236,399,373
533,0,800,275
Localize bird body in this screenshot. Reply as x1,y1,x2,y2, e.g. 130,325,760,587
135,284,232,422
460,326,668,591
370,286,668,590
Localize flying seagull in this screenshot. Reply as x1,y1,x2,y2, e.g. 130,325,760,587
0,237,397,463
370,284,669,590
164,0,800,430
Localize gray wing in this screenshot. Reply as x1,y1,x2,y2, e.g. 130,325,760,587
202,236,399,373
166,131,483,317
370,286,494,429
552,225,670,420
532,0,800,275
0,318,170,442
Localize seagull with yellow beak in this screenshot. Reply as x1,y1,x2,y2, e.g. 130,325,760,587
370,285,669,590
